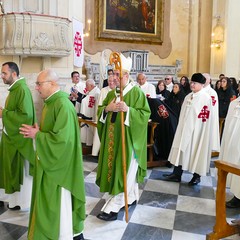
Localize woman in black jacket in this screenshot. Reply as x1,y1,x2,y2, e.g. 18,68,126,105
218,76,236,118
180,76,191,95
166,83,186,119
156,80,170,101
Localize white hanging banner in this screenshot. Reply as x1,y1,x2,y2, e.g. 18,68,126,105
73,18,84,67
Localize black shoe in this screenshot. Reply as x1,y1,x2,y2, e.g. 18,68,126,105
128,200,137,207
162,173,181,182
96,211,118,221
73,233,84,240
188,176,201,186
226,196,240,208
0,201,4,207
7,204,21,211
165,161,172,168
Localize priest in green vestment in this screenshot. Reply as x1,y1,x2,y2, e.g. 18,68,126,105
20,69,85,240
0,62,36,210
96,54,151,221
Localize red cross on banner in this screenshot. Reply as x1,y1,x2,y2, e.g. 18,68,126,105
73,18,84,67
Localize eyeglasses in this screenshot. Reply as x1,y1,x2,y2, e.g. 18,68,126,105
165,78,170,80
35,81,52,86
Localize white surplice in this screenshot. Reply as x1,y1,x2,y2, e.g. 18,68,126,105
138,82,156,98
168,89,213,176
204,85,220,152
92,86,113,156
80,86,100,146
0,160,32,210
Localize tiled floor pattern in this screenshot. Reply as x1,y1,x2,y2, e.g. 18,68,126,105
0,156,239,240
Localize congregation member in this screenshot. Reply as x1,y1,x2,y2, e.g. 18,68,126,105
165,83,186,119
0,62,36,210
102,68,114,88
149,83,185,164
214,80,221,95
96,53,150,221
164,75,174,92
237,81,240,97
219,95,240,208
137,72,156,98
163,73,213,185
19,69,86,240
80,79,100,146
92,71,116,156
156,80,170,101
68,71,86,114
218,76,236,118
180,75,191,95
229,77,238,96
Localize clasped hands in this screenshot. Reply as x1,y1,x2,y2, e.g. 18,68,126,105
70,91,78,99
105,100,128,112
19,123,39,139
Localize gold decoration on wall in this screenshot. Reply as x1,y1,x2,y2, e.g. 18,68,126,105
211,16,224,49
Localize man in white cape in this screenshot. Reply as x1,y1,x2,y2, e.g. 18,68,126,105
219,96,240,208
80,79,100,146
203,73,220,155
92,73,116,156
163,73,213,185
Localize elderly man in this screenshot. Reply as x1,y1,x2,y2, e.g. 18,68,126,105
92,72,116,156
19,69,85,240
96,53,151,221
137,72,156,98
0,62,36,211
80,79,100,146
165,75,174,92
163,73,213,185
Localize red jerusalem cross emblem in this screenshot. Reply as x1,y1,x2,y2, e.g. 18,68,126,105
88,96,95,108
157,105,169,119
198,105,210,122
211,96,216,106
74,31,82,57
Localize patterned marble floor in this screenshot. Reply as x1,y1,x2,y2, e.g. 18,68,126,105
0,156,239,240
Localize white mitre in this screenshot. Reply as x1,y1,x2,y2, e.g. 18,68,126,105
120,53,132,72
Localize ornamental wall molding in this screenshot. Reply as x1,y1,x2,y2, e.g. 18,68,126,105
0,12,71,57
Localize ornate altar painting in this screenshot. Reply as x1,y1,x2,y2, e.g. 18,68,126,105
96,0,163,44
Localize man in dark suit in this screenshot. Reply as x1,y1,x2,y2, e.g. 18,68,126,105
102,69,113,88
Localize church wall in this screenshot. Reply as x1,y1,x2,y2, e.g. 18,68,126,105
0,0,217,125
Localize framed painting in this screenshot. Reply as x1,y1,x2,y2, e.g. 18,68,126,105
96,0,164,44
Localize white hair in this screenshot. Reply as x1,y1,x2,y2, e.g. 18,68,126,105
86,78,95,86
202,73,211,85
136,72,146,79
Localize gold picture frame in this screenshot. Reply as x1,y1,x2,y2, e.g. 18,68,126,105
96,0,164,45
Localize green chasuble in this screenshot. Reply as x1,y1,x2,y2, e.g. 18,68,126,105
28,91,85,240
96,83,151,195
0,78,36,193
